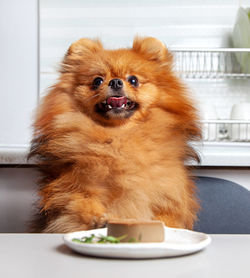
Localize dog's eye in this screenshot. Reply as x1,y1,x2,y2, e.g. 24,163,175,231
92,77,104,89
127,75,139,87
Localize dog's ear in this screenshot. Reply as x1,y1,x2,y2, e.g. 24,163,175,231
61,38,103,72
133,36,171,64
67,38,103,56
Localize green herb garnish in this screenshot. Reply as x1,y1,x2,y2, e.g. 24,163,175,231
72,238,84,244
72,234,137,244
97,234,127,243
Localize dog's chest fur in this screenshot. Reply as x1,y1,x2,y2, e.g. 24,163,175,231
77,114,187,220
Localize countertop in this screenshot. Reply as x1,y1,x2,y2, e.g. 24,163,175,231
0,234,249,278
1,143,250,166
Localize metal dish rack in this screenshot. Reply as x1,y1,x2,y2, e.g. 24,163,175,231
171,48,250,143
202,120,250,142
172,48,250,79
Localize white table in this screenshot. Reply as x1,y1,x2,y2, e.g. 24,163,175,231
0,234,249,278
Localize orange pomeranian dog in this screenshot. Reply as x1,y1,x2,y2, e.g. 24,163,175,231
29,37,201,233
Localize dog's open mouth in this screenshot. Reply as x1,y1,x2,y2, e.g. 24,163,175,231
95,96,138,118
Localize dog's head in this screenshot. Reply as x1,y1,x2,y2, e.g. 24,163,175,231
60,37,192,126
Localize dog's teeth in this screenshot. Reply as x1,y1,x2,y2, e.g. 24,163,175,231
108,105,112,109
121,104,125,108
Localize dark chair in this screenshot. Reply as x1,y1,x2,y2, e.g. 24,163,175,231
194,176,250,234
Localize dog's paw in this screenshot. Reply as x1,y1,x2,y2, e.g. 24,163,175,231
89,213,108,229
66,194,109,230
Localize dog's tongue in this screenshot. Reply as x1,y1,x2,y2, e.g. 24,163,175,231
107,97,127,108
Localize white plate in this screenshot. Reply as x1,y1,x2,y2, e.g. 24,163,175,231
63,227,211,259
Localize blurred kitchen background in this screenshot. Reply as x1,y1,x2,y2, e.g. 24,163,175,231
1,0,250,232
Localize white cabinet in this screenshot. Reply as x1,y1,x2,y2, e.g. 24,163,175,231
0,168,37,232
0,0,38,149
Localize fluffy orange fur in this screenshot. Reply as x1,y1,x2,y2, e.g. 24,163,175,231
29,37,201,233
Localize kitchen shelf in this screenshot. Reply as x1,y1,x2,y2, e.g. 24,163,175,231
171,48,250,79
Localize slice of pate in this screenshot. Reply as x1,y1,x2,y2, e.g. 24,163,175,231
107,219,165,243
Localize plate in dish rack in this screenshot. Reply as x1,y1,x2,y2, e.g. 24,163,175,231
63,227,211,259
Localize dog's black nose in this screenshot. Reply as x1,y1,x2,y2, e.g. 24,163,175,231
108,79,123,91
